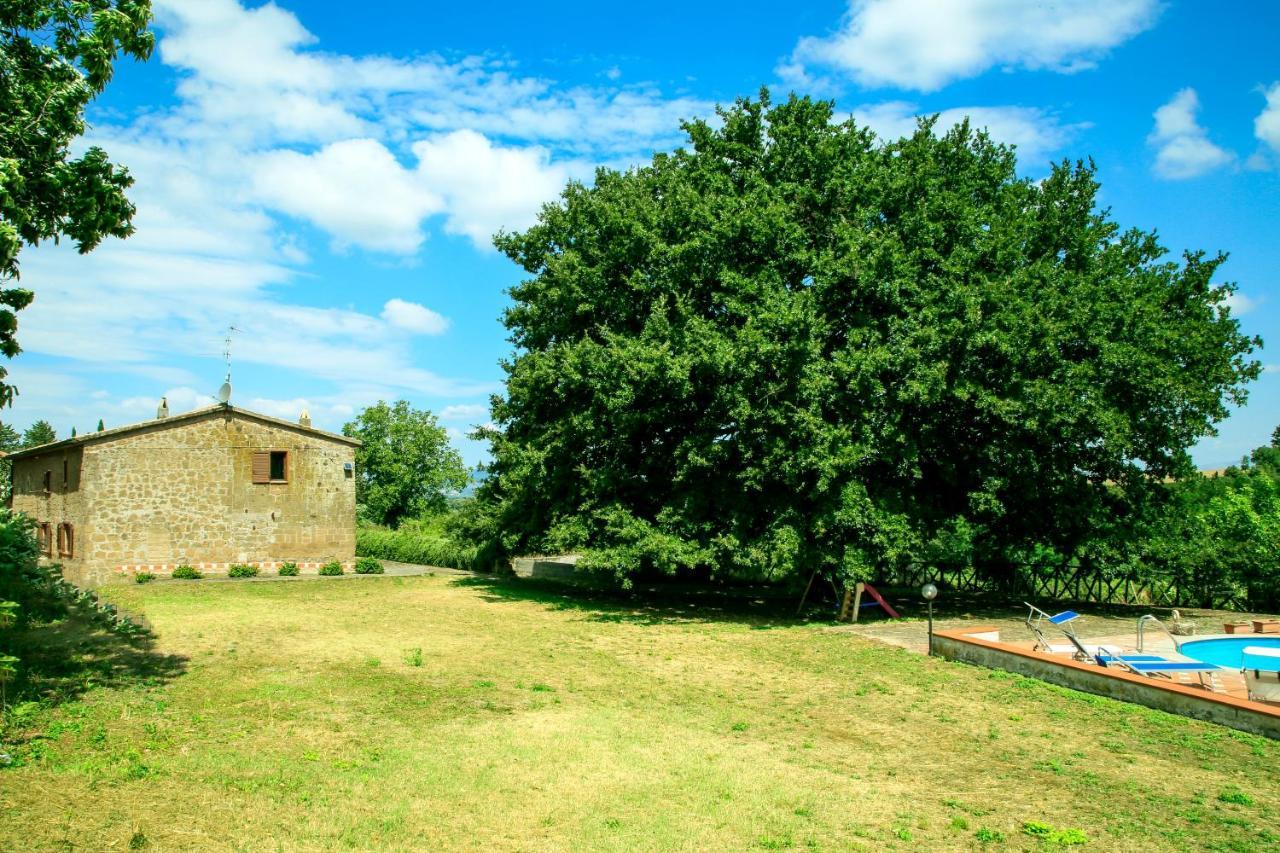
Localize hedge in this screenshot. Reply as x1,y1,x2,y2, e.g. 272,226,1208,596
356,527,482,571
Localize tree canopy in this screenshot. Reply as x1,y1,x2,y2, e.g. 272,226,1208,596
0,1,153,406
480,91,1261,585
342,401,469,527
21,419,55,447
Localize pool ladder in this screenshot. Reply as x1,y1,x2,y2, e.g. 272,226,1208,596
1136,614,1180,653
1136,615,1223,692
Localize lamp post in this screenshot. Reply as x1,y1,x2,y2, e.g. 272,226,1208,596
921,583,938,655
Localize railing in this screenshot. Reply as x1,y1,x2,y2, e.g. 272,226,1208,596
1136,614,1180,653
886,563,1246,610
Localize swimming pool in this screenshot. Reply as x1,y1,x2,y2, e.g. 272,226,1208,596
1179,637,1280,668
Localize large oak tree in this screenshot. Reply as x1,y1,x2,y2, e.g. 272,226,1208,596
481,92,1261,584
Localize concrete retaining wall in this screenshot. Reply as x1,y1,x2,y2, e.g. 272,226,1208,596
934,626,1280,740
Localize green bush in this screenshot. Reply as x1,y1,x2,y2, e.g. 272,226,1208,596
171,565,201,580
277,562,300,577
318,561,343,576
134,572,155,584
354,556,384,575
228,564,259,578
356,525,481,571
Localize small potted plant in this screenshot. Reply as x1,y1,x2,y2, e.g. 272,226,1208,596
1224,620,1252,634
1252,619,1280,634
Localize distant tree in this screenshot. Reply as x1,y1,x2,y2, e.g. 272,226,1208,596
342,401,469,527
0,422,20,501
1146,431,1280,609
481,91,1261,584
0,2,154,407
21,420,55,447
96,418,104,432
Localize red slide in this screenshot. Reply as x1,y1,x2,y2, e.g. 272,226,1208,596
861,583,901,619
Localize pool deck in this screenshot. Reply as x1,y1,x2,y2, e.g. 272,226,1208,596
843,618,1269,702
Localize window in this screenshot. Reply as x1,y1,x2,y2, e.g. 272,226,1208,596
62,459,69,488
56,522,74,558
42,470,51,494
252,450,289,484
37,523,52,557
270,451,287,481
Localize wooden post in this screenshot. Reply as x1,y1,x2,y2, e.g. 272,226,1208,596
795,569,818,618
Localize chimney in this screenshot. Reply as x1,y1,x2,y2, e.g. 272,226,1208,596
299,408,312,428
157,397,169,419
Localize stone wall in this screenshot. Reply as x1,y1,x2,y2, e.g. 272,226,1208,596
12,409,356,585
11,445,88,579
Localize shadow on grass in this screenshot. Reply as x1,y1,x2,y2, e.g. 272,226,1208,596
450,573,1220,632
451,574,818,628
4,606,187,714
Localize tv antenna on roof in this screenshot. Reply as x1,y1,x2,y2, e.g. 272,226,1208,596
216,325,238,405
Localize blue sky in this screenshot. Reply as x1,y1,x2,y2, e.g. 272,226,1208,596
8,0,1278,468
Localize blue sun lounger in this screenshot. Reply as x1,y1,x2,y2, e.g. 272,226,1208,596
1098,654,1224,691
1024,603,1093,661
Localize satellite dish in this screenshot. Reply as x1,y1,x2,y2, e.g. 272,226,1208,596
216,381,232,404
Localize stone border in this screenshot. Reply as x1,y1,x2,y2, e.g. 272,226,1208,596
933,625,1280,739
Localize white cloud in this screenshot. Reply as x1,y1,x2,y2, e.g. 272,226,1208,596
11,0,714,442
784,0,1160,92
1149,89,1234,179
1224,291,1259,316
848,102,1078,166
1251,82,1280,170
251,139,443,253
1264,364,1280,375
381,298,449,335
413,130,584,246
439,403,489,422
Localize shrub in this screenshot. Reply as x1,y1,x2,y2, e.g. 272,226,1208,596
403,647,423,667
318,561,343,576
356,525,481,571
354,556,384,575
227,564,259,578
171,565,201,580
277,562,300,577
134,572,155,584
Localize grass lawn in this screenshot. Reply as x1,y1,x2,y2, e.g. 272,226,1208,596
2,575,1278,851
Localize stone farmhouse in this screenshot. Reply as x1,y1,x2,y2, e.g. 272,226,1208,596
7,404,359,585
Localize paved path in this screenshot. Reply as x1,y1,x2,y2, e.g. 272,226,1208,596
377,560,474,577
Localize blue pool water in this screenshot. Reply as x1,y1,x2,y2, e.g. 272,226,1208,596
1179,637,1280,668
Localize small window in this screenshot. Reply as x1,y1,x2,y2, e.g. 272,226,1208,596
56,522,74,558
43,470,52,494
38,522,52,556
270,451,287,481
62,459,69,488
252,450,289,484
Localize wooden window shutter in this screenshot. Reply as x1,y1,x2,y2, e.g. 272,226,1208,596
252,451,271,484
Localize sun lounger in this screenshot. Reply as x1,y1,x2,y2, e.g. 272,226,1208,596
1241,646,1280,704
1100,654,1224,691
1024,603,1093,661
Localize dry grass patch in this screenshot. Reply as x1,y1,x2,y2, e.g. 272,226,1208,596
1,575,1277,850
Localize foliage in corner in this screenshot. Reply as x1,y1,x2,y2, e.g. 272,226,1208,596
0,1,155,406
342,401,469,527
479,90,1260,585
